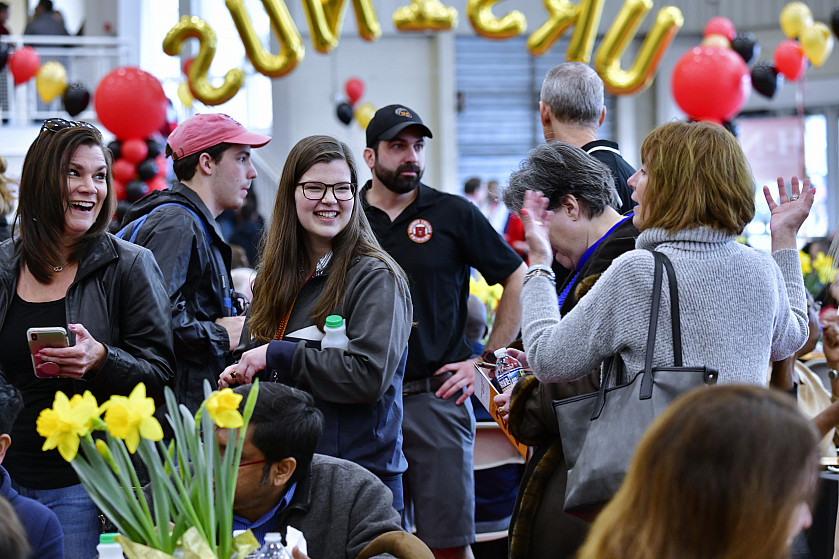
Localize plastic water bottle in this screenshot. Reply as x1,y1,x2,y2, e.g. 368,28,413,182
96,533,123,558
321,315,349,351
494,348,523,393
257,532,291,558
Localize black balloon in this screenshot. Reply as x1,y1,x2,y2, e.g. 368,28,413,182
107,140,122,160
722,120,739,138
751,61,783,99
137,159,158,181
0,43,9,72
731,32,759,64
831,7,839,40
115,199,132,222
336,102,353,126
125,180,148,203
62,82,91,118
146,139,162,159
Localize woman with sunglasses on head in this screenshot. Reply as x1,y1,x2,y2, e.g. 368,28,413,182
218,135,412,513
0,119,175,558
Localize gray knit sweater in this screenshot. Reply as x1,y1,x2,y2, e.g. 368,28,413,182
522,226,809,386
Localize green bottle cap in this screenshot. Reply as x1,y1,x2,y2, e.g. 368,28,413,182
99,533,119,544
325,315,344,329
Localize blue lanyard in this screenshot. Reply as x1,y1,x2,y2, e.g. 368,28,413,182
557,213,633,310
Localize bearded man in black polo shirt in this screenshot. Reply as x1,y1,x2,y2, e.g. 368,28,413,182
360,104,525,559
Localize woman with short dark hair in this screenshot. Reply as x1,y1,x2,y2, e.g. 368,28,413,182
0,119,175,558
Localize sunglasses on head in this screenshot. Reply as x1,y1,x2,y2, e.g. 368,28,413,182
40,118,102,140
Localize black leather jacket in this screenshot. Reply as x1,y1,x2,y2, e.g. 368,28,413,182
0,234,175,404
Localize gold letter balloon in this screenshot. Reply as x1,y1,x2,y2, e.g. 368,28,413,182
467,0,526,40
226,0,304,77
527,0,605,60
162,16,245,106
594,1,683,94
302,0,381,53
393,0,459,31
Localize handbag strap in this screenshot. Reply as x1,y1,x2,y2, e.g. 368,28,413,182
592,250,669,418
660,253,683,367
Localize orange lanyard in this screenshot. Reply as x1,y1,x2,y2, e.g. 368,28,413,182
273,270,316,341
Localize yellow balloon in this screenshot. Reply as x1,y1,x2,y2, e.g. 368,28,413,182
527,0,604,60
36,61,67,103
163,15,244,106
700,34,730,49
595,2,683,95
467,0,526,40
393,0,458,32
177,81,194,107
780,2,813,39
801,21,834,66
226,0,304,76
355,102,376,129
301,0,381,53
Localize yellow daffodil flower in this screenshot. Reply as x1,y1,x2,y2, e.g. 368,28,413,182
813,252,835,284
103,384,163,453
37,390,100,462
799,251,813,275
206,389,244,429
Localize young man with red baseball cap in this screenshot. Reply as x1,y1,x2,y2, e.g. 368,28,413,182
119,113,270,412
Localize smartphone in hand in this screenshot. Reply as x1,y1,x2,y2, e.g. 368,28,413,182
27,327,69,378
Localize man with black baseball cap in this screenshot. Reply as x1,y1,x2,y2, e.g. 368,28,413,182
361,104,525,559
119,113,270,412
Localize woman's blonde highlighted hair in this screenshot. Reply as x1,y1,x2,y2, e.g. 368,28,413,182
639,121,755,235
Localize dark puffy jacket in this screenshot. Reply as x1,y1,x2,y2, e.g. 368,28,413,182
120,183,240,411
0,234,175,404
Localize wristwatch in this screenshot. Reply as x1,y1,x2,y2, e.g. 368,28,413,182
828,368,839,381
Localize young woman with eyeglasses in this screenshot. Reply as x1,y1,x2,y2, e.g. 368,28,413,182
218,135,412,513
0,119,175,558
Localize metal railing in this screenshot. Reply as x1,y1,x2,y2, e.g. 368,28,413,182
0,35,133,125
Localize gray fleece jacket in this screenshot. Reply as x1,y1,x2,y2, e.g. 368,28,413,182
522,227,809,386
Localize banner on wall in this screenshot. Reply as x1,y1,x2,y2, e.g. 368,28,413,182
164,0,684,105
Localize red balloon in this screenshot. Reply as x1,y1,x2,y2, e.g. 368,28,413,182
147,175,168,192
774,39,808,81
181,57,195,76
703,16,736,41
154,154,167,178
112,158,136,184
112,178,126,201
345,77,365,105
121,138,149,164
94,67,167,140
9,46,41,86
671,46,751,123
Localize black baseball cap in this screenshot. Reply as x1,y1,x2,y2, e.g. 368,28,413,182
365,104,433,148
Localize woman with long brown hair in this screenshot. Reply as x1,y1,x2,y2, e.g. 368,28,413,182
0,119,174,558
219,135,412,512
577,384,820,559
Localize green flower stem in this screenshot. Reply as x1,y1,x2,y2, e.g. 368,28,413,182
106,435,160,547
200,406,217,553
73,436,154,544
154,438,210,545
138,440,174,552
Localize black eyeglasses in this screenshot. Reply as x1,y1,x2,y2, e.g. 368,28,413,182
297,181,357,201
40,118,102,140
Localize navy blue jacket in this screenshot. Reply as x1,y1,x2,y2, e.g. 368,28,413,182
1,465,64,558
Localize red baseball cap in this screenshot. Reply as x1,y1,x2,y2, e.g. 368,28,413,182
167,113,271,160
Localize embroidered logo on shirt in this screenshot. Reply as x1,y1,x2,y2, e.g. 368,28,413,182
407,219,433,243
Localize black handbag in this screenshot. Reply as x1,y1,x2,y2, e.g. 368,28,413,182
553,250,719,514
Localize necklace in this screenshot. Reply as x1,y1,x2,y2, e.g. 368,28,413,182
53,265,65,272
